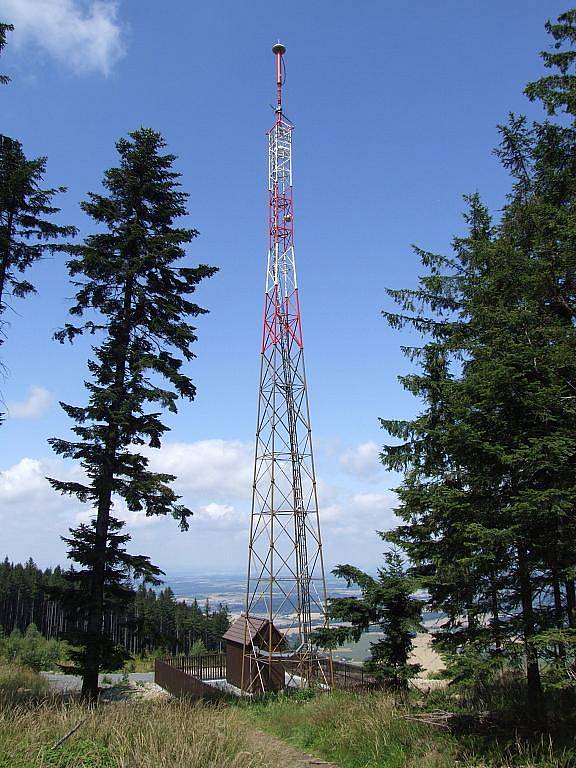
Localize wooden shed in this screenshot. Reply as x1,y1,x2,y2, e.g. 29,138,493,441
223,615,287,693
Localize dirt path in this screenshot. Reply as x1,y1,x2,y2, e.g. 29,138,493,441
242,726,337,768
78,681,337,766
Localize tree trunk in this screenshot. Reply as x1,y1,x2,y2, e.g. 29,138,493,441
81,470,114,703
552,569,566,661
81,270,134,703
490,568,501,652
518,546,544,722
0,209,14,314
566,578,576,629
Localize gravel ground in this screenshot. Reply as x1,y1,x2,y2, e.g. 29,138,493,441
41,671,154,692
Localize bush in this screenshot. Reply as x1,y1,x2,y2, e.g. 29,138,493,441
0,624,67,671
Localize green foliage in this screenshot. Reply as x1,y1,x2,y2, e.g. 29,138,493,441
52,517,162,678
0,624,67,671
438,642,519,695
0,136,75,341
0,22,12,85
380,8,576,719
313,547,423,688
525,9,576,115
48,127,217,699
189,639,207,656
131,586,230,656
0,557,230,659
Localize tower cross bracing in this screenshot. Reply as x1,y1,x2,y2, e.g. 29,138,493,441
242,42,331,693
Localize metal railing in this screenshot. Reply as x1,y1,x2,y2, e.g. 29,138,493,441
328,658,382,690
158,652,226,681
280,653,383,691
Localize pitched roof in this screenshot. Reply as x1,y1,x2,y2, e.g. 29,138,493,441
223,615,276,645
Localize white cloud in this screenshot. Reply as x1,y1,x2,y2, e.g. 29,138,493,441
1,0,126,75
0,439,399,571
318,490,396,527
350,492,395,515
0,457,85,565
0,455,81,509
144,439,253,499
339,441,382,479
0,456,53,502
194,502,243,530
7,385,52,418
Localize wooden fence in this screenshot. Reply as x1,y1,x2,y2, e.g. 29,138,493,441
155,651,381,698
154,656,227,700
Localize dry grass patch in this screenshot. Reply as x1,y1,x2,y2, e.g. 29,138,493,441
0,696,281,768
0,664,49,702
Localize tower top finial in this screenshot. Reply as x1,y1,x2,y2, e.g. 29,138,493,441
272,42,286,114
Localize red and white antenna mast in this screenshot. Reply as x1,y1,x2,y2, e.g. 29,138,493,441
241,42,331,693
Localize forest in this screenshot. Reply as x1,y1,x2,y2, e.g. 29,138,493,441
0,557,230,658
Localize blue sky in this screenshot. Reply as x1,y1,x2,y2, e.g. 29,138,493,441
0,0,568,573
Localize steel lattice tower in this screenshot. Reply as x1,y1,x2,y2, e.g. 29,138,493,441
241,43,331,694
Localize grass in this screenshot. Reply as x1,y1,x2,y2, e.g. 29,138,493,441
247,689,457,768
120,654,157,673
246,688,576,768
0,664,49,702
1,665,575,768
0,665,281,768
0,696,285,768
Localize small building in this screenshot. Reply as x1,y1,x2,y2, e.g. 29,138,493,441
223,615,287,693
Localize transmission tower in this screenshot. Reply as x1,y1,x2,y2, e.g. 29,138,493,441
241,42,331,694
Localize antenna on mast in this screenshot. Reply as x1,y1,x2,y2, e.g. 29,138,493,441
272,41,286,115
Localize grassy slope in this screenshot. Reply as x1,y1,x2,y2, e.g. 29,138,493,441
247,689,576,768
1,697,284,768
2,666,576,768
247,691,456,768
0,666,279,768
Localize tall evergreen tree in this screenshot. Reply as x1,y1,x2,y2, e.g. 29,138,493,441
381,9,576,720
48,128,217,701
0,137,75,345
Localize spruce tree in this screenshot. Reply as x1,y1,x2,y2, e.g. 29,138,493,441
48,128,217,701
314,543,423,690
0,137,75,344
381,10,576,720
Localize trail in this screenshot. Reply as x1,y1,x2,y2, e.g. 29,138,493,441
242,725,337,768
